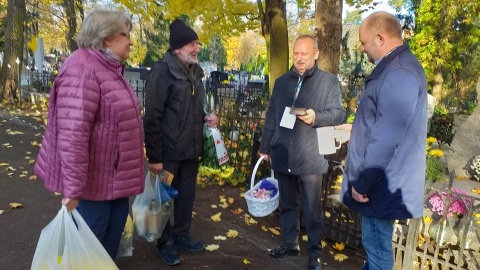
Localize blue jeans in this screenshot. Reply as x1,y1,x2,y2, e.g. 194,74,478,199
361,216,395,270
76,197,129,260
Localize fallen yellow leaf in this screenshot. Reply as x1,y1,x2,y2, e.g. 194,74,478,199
226,229,239,238
220,198,227,203
423,216,433,223
219,202,229,209
31,141,39,146
325,211,331,218
231,208,244,215
239,192,245,198
261,225,268,232
474,212,480,218
205,244,220,251
219,195,225,200
211,204,218,208
28,159,35,164
214,235,227,241
333,242,345,251
243,259,250,264
7,130,24,135
268,227,280,235
417,233,425,247
0,210,4,214
302,235,308,241
472,188,480,194
54,192,61,196
9,202,23,209
227,197,234,204
321,240,327,248
333,253,349,262
0,162,9,166
211,212,222,222
244,214,258,225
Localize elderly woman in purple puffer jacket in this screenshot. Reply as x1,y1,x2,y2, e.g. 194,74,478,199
34,8,145,260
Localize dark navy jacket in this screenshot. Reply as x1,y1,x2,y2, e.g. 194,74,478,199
341,44,428,219
260,64,345,175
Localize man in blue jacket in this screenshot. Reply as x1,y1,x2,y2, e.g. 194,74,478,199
260,34,345,270
338,11,427,270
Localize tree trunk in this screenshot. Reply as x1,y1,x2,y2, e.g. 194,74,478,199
63,0,78,52
258,0,289,95
315,0,342,74
0,0,26,104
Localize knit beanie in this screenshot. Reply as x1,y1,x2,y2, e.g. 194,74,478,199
169,19,198,50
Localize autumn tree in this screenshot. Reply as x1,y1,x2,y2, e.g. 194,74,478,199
0,0,7,50
62,0,78,52
198,35,227,71
315,0,342,74
256,0,288,93
409,0,480,106
138,13,170,67
0,0,26,104
224,30,265,72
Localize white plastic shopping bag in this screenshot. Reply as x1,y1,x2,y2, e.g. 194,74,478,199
132,171,174,242
31,206,118,270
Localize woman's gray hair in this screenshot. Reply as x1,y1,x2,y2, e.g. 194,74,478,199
76,8,132,50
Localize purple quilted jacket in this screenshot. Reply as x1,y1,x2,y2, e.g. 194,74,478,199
34,49,145,200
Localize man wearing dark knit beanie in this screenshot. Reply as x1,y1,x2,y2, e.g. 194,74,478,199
144,18,217,266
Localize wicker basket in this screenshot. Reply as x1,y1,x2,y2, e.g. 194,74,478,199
245,156,279,217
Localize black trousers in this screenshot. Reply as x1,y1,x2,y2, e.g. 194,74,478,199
158,159,199,243
276,171,324,259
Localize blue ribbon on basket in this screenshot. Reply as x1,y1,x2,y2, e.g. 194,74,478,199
259,179,278,197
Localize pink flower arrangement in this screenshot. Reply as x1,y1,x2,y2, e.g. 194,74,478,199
427,188,471,218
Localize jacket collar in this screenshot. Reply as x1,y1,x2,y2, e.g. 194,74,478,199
366,44,409,82
164,50,204,81
88,49,125,75
289,61,318,79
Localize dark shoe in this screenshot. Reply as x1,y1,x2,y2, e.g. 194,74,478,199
308,258,322,270
173,236,205,251
269,244,300,258
157,239,180,266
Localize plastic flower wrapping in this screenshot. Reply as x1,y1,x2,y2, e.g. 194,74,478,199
427,187,471,218
252,179,278,200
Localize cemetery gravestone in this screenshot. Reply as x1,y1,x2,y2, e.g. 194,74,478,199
447,78,480,179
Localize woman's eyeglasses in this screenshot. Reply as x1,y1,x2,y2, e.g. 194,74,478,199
119,32,131,39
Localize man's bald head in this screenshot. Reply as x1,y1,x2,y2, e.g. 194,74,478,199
362,11,403,41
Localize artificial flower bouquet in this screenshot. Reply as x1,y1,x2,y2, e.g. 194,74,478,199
427,187,471,219
252,179,278,200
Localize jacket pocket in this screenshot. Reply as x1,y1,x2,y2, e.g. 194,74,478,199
113,148,119,172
